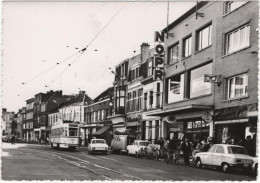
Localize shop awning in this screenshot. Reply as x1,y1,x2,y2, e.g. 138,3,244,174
147,104,213,116
93,126,111,136
215,118,248,125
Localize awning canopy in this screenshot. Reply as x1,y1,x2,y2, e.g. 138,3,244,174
93,125,111,136
147,104,213,116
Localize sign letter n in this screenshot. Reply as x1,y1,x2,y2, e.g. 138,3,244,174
154,31,165,42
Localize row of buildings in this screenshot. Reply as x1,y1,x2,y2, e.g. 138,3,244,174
2,2,258,155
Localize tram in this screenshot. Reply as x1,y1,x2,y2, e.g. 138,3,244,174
50,123,80,150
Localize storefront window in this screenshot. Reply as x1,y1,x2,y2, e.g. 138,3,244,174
190,63,212,98
168,74,184,103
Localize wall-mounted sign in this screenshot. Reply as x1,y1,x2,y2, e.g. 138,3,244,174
202,112,212,123
166,115,176,123
153,31,164,81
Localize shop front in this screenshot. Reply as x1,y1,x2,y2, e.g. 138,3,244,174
147,104,213,141
214,103,258,147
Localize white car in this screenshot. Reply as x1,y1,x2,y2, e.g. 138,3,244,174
126,140,150,157
88,139,109,155
194,144,254,173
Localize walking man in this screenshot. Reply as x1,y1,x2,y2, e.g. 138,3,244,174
181,137,192,166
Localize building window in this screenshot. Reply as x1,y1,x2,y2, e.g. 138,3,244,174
93,112,96,122
137,89,143,111
136,68,139,79
190,63,212,98
101,110,105,120
227,73,248,99
132,91,137,112
147,60,153,76
98,111,101,121
115,86,126,114
196,24,212,51
155,120,159,140
168,43,179,65
168,73,184,103
149,91,153,109
183,35,192,58
224,1,247,14
225,24,250,54
144,93,147,110
148,121,152,141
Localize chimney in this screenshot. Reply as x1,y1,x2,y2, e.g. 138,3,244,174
2,108,7,113
79,90,85,95
59,90,63,96
140,42,150,63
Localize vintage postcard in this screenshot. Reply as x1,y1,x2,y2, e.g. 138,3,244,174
1,0,258,181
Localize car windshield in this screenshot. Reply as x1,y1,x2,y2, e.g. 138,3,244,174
228,146,248,155
139,142,150,146
92,140,105,144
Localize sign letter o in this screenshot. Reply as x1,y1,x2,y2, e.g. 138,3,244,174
155,44,164,54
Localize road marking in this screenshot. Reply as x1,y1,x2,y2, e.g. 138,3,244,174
25,149,142,180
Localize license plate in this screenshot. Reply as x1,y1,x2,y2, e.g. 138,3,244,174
244,164,249,167
96,147,103,150
71,139,75,141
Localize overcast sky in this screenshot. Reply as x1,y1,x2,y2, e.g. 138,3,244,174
2,1,195,112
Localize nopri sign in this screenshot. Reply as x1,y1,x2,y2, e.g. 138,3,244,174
153,31,165,80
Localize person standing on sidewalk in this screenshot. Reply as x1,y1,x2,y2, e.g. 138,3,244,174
11,134,15,145
181,137,192,166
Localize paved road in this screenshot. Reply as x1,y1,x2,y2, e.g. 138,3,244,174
1,143,257,181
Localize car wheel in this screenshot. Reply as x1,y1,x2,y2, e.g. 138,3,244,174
222,163,230,173
127,150,130,156
51,143,53,147
196,158,202,168
119,150,122,155
104,151,107,155
88,150,92,155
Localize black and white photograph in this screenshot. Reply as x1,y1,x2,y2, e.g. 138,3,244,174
1,0,259,181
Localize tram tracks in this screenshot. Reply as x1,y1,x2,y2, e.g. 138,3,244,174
23,148,143,181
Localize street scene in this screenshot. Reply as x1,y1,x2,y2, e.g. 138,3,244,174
2,142,256,181
1,0,259,181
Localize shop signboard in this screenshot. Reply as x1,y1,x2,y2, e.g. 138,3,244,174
202,112,212,123
153,31,164,81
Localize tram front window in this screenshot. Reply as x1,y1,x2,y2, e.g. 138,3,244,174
69,128,78,137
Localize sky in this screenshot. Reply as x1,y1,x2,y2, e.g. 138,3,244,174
2,1,195,112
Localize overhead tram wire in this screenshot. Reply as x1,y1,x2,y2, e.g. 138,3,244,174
22,50,83,85
45,52,85,87
43,4,125,88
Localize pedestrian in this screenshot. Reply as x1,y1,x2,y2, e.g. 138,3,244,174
11,134,15,145
166,136,178,164
181,137,192,166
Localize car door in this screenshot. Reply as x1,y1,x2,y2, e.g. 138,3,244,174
212,145,224,166
202,145,216,165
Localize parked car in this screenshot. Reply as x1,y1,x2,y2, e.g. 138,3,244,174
195,144,254,173
126,140,150,157
252,157,258,176
111,135,128,154
88,139,109,155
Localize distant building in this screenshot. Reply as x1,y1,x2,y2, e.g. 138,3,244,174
33,90,64,141
1,108,15,136
84,87,113,145
24,98,35,141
